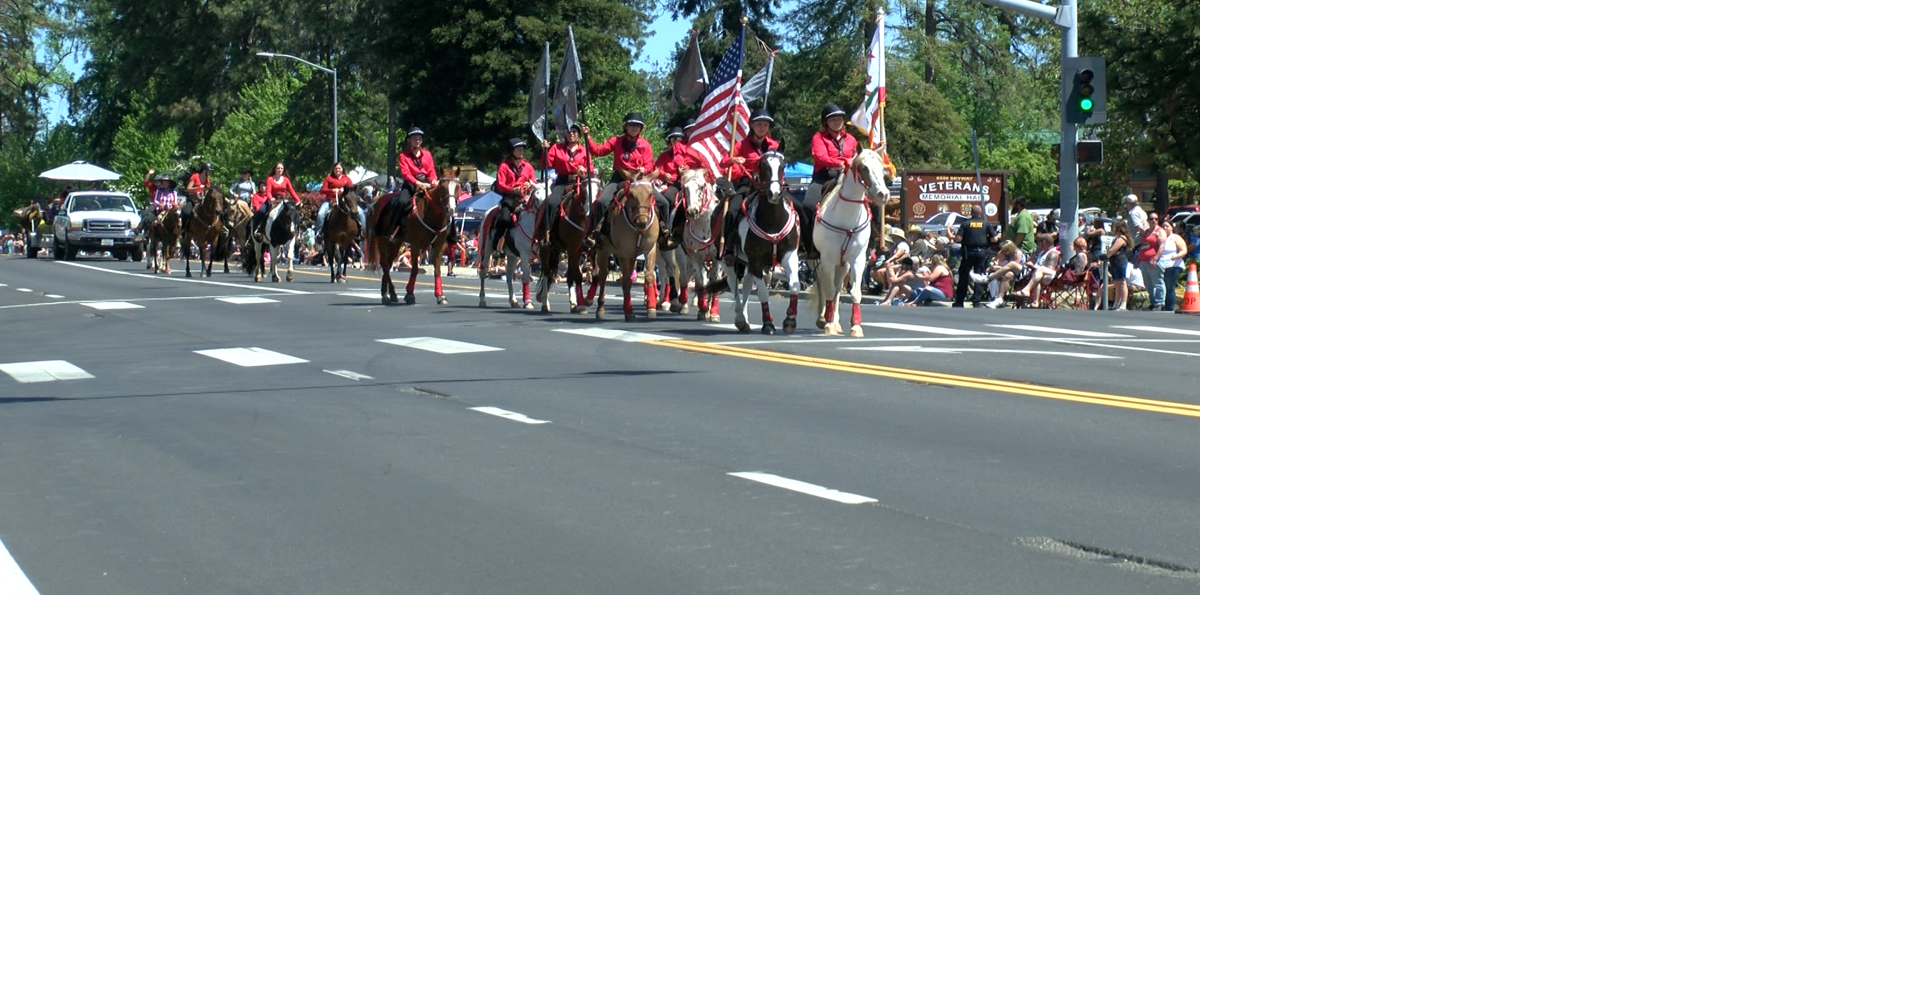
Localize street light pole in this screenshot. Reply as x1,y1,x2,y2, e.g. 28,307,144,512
256,51,338,166
972,0,1079,236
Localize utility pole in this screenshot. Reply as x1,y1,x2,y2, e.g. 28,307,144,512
974,0,1080,233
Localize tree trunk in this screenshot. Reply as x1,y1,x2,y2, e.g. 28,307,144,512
925,0,937,83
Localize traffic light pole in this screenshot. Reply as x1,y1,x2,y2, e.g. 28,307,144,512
975,0,1080,237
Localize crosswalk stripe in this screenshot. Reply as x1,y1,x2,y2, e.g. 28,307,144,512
551,327,681,343
0,360,94,383
194,347,310,367
470,406,549,424
729,471,878,504
1113,324,1200,335
377,336,503,354
215,296,278,304
860,321,995,337
0,537,37,594
81,301,141,310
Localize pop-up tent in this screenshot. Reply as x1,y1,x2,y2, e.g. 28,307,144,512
40,161,120,183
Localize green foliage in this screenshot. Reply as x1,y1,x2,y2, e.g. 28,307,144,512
200,69,306,184
0,0,67,141
108,94,183,205
1076,0,1199,200
0,122,92,212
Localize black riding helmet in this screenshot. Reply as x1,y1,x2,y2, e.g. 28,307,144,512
750,110,774,125
821,103,847,123
623,112,646,128
509,137,528,150
665,121,687,140
406,126,425,139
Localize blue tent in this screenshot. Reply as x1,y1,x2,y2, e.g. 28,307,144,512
457,191,500,213
785,162,813,179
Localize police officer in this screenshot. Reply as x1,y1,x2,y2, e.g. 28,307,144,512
951,203,994,308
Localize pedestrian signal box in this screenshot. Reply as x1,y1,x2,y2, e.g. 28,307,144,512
1050,140,1105,164
1060,56,1107,125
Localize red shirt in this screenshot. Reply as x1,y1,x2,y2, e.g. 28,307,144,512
319,173,351,201
810,129,858,171
729,134,781,184
588,133,654,174
398,146,438,186
185,172,208,195
263,175,298,201
546,141,591,178
653,140,699,179
494,159,536,195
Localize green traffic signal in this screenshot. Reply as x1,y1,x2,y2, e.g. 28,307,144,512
1078,97,1093,112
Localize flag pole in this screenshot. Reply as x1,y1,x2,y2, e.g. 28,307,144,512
722,25,746,181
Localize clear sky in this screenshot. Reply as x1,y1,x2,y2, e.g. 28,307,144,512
39,12,701,128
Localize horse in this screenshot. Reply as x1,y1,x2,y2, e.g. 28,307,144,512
322,190,362,283
808,149,890,338
591,176,659,321
369,179,459,305
182,185,226,278
724,151,803,335
477,183,542,309
535,176,595,314
673,168,727,322
249,198,300,283
145,206,180,274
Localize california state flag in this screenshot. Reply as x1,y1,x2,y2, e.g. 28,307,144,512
849,12,892,175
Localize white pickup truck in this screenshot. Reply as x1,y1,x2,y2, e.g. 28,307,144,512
50,190,143,261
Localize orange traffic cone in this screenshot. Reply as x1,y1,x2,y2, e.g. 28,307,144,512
1177,261,1201,314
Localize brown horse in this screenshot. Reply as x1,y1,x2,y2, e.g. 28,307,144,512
369,179,459,305
592,176,660,321
323,190,362,283
182,186,226,278
146,207,180,274
536,177,595,314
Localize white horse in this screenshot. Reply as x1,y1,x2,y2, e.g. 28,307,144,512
673,168,726,322
725,151,804,335
477,181,543,309
808,149,889,338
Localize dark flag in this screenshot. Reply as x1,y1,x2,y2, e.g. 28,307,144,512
529,42,550,142
742,53,773,106
555,26,583,133
671,28,708,108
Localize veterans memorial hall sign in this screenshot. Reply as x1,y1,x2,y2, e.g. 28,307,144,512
901,170,1008,225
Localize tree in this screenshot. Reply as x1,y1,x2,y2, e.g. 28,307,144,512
200,69,306,183
106,92,183,206
1075,0,1199,208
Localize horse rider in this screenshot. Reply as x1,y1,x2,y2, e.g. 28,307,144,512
142,169,183,228
230,168,256,203
376,126,439,240
316,161,360,236
181,160,210,219
647,120,696,229
586,112,655,239
538,122,593,244
720,109,784,260
806,104,859,211
488,138,537,254
262,162,299,206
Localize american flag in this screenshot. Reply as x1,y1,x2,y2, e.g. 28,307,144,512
686,26,750,175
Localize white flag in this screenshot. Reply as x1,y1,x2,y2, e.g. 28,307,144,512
849,13,889,171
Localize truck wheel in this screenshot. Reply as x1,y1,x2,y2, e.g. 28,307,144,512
112,248,129,261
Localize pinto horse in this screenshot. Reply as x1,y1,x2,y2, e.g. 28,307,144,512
807,149,890,338
536,177,595,314
323,190,362,283
673,168,727,322
725,151,803,335
370,179,459,305
248,198,300,283
181,186,226,278
592,176,659,321
477,184,541,309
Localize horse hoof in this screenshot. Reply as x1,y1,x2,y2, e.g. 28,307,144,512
404,294,415,304
851,325,864,339
761,322,775,336
783,319,797,333
734,318,751,332
436,297,448,306
647,309,657,320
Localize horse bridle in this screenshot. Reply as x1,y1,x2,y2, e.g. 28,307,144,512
816,161,884,267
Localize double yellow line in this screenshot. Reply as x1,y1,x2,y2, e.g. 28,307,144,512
663,340,1201,418
288,267,1199,418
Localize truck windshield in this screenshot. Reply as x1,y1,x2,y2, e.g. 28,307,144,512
67,195,136,213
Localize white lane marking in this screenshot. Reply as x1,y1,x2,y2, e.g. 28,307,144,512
846,345,1119,359
56,259,311,293
1007,335,1200,358
15,287,30,291
858,320,996,337
215,296,278,304
551,327,681,343
324,369,375,381
0,360,94,383
82,301,142,310
1,294,296,310
989,323,1138,337
194,347,310,367
377,336,503,354
470,406,550,424
1114,324,1200,335
728,471,877,504
45,293,63,298
0,537,38,595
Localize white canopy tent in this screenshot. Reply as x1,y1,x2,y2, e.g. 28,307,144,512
39,161,121,183
347,166,379,185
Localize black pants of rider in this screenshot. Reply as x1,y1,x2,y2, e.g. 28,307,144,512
953,247,992,306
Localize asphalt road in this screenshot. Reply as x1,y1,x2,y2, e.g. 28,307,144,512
0,251,1199,593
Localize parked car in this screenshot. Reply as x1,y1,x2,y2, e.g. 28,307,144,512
52,191,143,261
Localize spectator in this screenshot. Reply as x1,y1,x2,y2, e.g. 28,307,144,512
1154,219,1188,311
1015,233,1059,304
1008,198,1037,256
877,226,913,292
953,204,994,307
885,256,926,304
1134,210,1164,308
983,240,1025,308
1098,217,1132,309
910,257,953,306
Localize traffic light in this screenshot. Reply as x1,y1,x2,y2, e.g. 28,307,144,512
1051,140,1105,164
1061,56,1106,125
